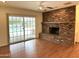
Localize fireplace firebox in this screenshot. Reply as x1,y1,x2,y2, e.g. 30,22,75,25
49,27,59,35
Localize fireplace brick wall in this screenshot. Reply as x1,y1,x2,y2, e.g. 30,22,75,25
40,6,75,45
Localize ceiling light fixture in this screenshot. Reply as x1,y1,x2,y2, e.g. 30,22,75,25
39,1,44,10
39,6,42,10
39,1,54,12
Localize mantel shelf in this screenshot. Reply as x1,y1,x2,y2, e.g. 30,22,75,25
42,22,74,24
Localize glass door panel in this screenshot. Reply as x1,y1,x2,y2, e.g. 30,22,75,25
24,17,36,40
9,16,24,44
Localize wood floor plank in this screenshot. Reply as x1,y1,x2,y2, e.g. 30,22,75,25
0,39,79,58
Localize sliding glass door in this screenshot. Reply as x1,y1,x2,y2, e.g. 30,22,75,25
24,17,35,40
8,16,36,44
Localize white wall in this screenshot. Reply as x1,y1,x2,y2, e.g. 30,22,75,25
0,7,42,47
75,4,79,43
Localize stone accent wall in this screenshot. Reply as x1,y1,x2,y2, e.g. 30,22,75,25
43,6,75,23
40,6,76,45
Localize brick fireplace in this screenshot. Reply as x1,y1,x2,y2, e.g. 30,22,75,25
39,6,75,45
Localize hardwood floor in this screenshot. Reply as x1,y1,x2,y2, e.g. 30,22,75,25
0,39,79,58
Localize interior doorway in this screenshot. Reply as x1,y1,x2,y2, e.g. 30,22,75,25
8,16,36,44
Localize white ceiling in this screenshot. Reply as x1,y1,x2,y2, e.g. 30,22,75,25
0,1,79,12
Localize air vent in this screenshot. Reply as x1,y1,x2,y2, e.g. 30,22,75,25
64,2,72,5
46,7,54,9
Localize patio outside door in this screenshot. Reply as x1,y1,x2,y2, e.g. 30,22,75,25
8,16,36,44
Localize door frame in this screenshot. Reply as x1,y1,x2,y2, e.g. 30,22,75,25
7,14,36,45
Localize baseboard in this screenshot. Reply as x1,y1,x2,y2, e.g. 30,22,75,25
9,38,38,45
0,38,39,47
0,44,9,48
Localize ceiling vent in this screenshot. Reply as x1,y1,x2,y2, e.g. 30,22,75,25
46,7,54,9
64,2,72,5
